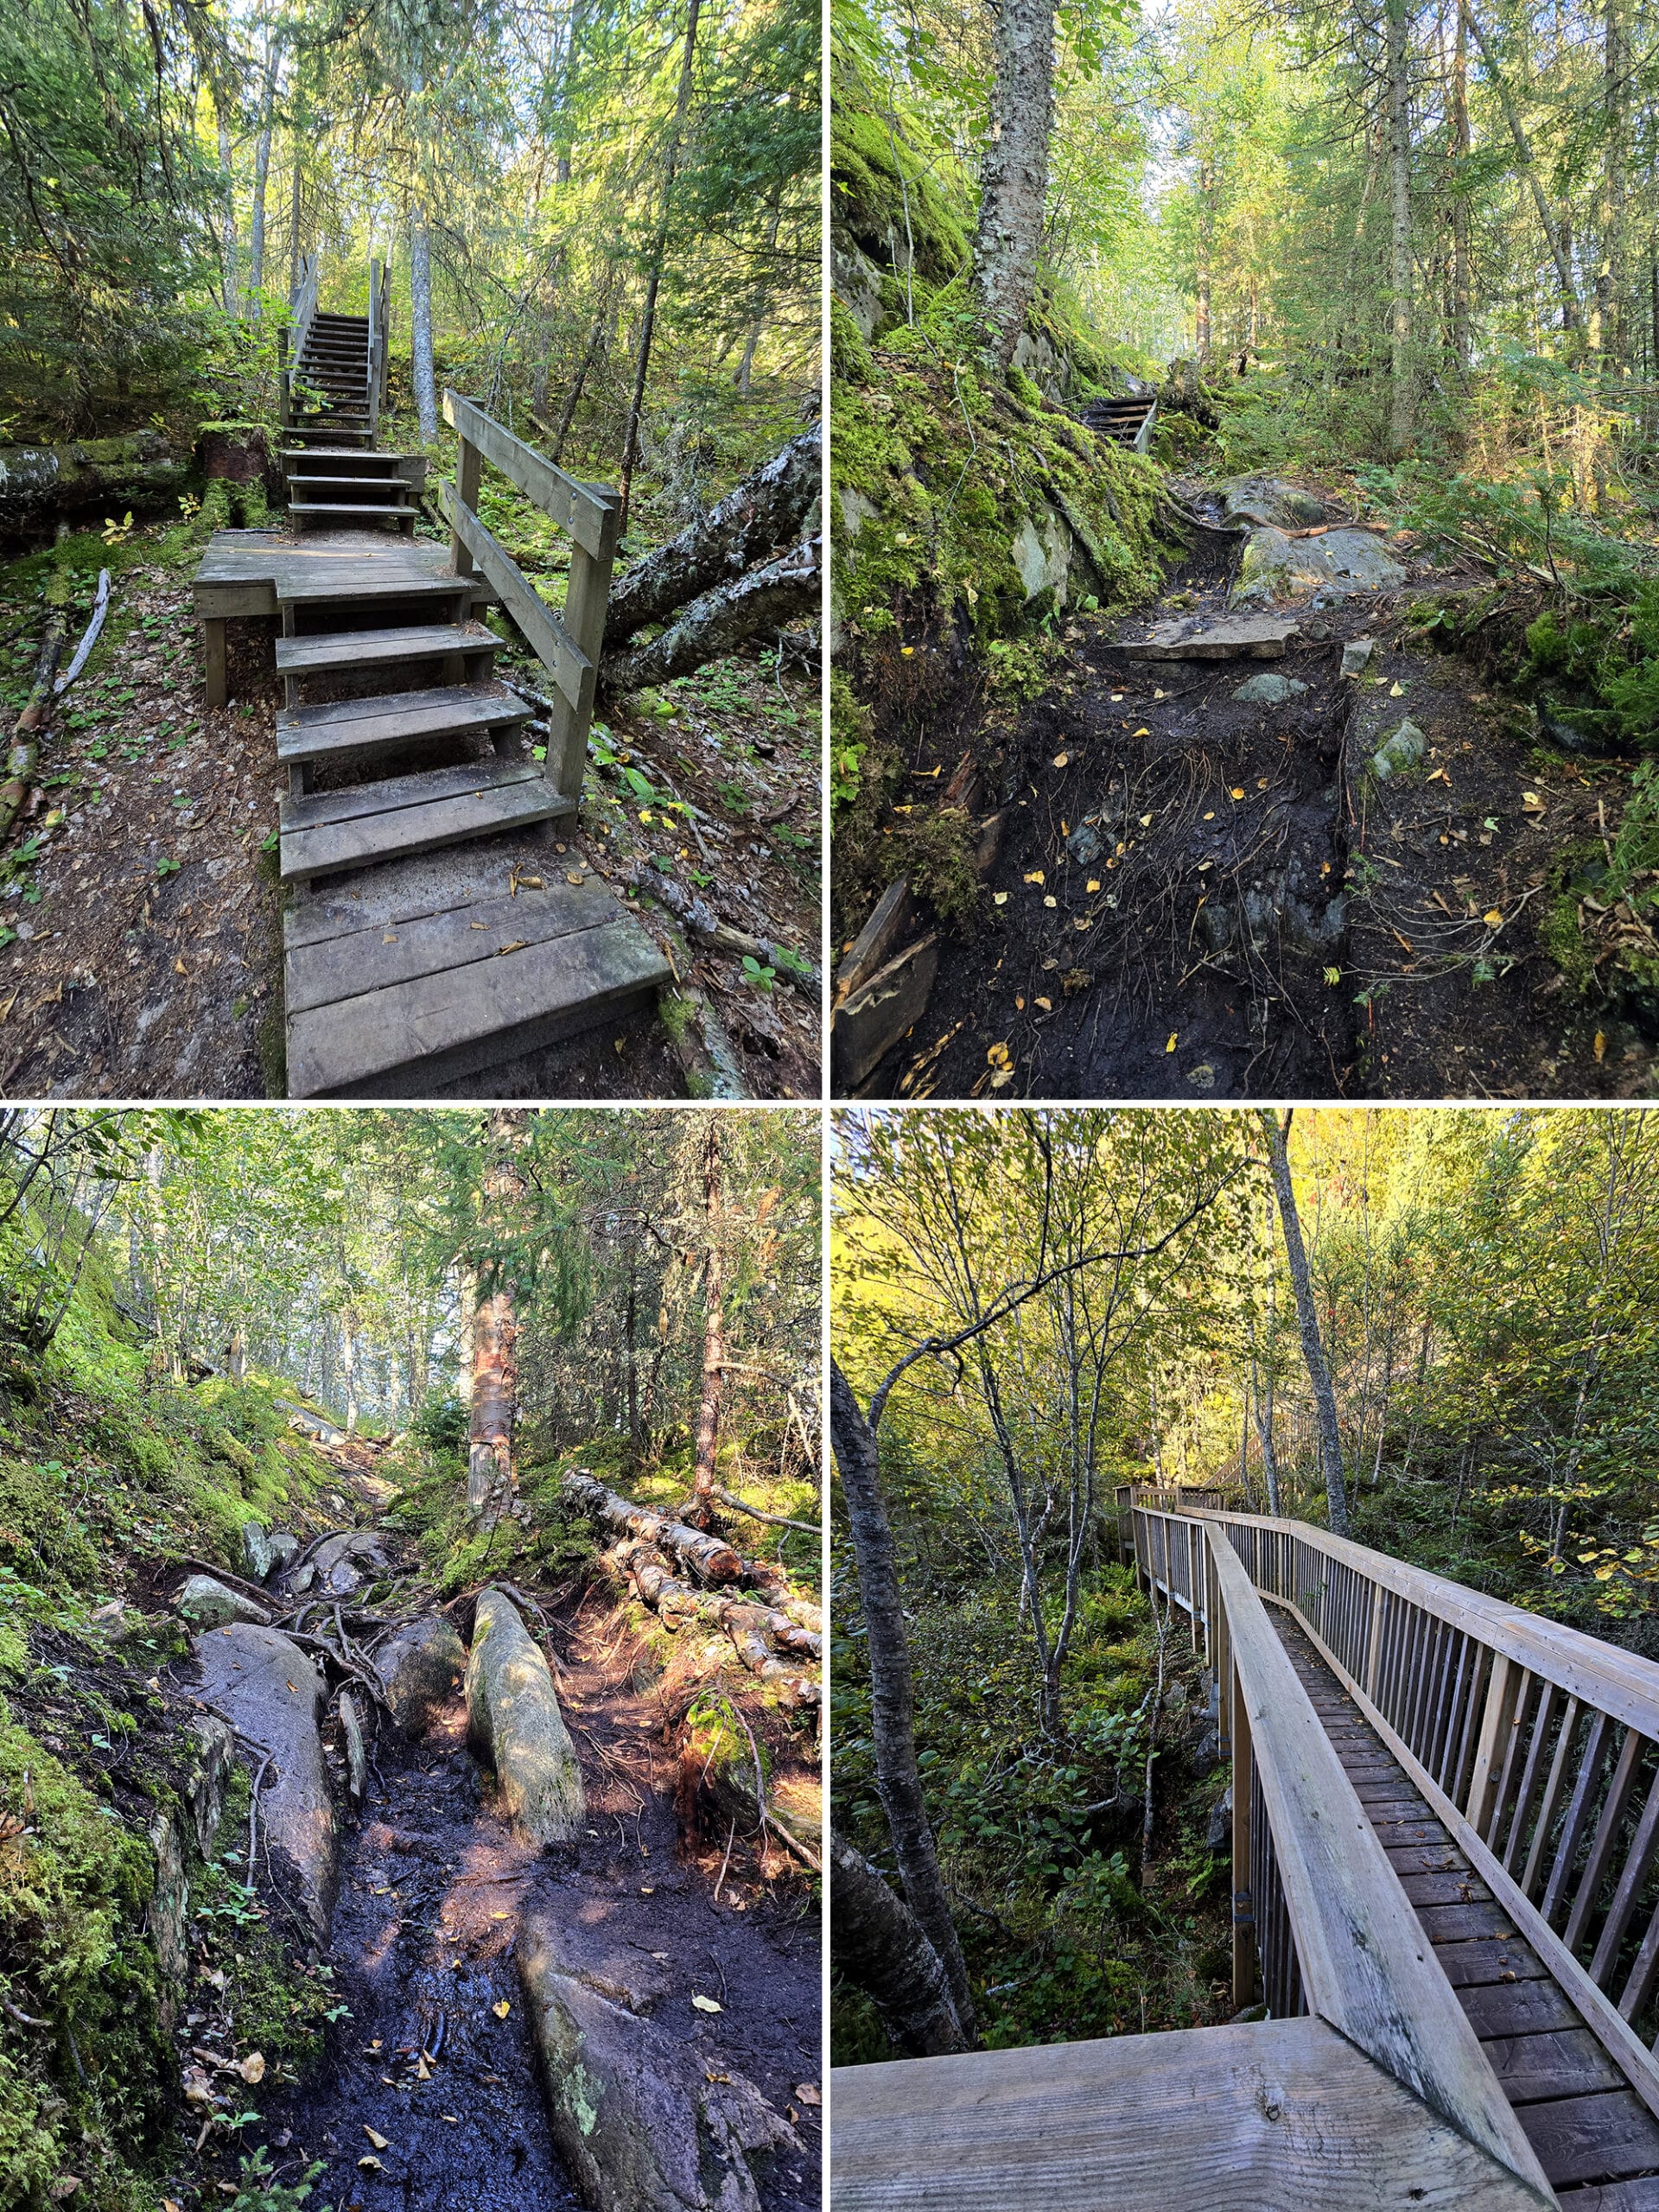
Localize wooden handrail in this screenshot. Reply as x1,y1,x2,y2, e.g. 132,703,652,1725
440,386,620,797
1198,1528,1554,2196
279,251,321,431
367,259,382,442
1137,1501,1659,2133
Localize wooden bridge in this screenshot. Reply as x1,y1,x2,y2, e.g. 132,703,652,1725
832,1502,1659,2209
192,256,669,1096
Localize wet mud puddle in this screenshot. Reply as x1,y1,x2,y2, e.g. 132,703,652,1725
260,1592,821,2212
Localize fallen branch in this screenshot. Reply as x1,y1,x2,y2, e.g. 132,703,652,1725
601,537,820,694
710,1484,822,1537
620,865,818,999
53,569,110,697
0,607,67,844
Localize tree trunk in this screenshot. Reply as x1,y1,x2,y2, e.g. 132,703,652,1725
736,191,784,395
0,434,188,531
227,1325,247,1383
1604,0,1626,365
456,1268,475,1408
620,0,702,530
410,205,439,442
690,1120,725,1522
830,1360,976,2043
551,272,615,462
565,1471,743,1580
467,1109,528,1517
1451,0,1471,371
1465,8,1580,325
830,1830,969,2056
340,1307,359,1434
1195,156,1214,363
604,424,820,647
602,1537,819,1702
217,98,239,318
1386,0,1414,451
249,36,283,315
600,535,818,693
1259,1110,1350,1536
970,0,1058,365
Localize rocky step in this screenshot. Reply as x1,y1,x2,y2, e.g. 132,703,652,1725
1123,613,1300,660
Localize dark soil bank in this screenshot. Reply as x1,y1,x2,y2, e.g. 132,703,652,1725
852,486,1656,1100
252,1591,819,2212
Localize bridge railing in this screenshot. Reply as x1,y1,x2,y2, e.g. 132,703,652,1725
1133,1511,1552,2195
439,388,620,800
1136,1502,1659,2126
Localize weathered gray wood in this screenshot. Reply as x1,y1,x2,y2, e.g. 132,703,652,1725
442,388,613,557
1204,1533,1554,2195
1520,2088,1659,2187
452,433,482,577
276,682,525,765
1459,1980,1581,2036
284,878,620,1013
202,617,228,709
287,910,668,1097
1480,2030,1624,2103
1125,614,1300,660
282,755,543,832
280,766,570,881
832,935,940,1091
1564,1725,1643,1954
275,622,497,676
289,503,414,526
830,2016,1554,2212
439,482,588,713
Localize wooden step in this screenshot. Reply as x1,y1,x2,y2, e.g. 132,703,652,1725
279,757,574,882
276,682,526,767
288,501,414,524
273,571,469,613
283,475,409,498
284,873,671,1097
276,621,498,675
282,448,404,467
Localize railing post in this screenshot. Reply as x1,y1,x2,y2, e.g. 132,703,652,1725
450,433,481,577
1465,1652,1519,1838
547,486,621,798
1230,1655,1255,2010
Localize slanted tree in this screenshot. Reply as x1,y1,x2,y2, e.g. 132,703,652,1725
467,1108,529,1518
1258,1109,1350,1535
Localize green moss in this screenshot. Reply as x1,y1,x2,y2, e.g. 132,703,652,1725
830,105,970,289
829,295,873,383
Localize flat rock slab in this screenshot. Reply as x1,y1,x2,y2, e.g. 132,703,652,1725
378,1613,466,1735
1125,615,1299,661
1232,525,1408,608
1220,476,1330,530
178,1573,271,1630
191,1623,338,1936
466,1587,585,1844
518,1915,799,2212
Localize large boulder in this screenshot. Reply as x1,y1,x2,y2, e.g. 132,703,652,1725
518,1916,800,2212
177,1574,271,1630
1220,477,1329,529
190,1624,338,1936
465,1589,585,1845
1232,525,1407,609
379,1614,466,1736
289,1529,392,1596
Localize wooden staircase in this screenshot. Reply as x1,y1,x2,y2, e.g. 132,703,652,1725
1082,392,1159,452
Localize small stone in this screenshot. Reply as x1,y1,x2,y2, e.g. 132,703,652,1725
1065,821,1103,866
1370,717,1427,783
242,1522,273,1582
176,1574,271,1630
1231,672,1307,705
1341,636,1375,677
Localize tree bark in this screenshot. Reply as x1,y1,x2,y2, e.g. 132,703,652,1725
249,35,283,315
1195,156,1215,362
830,1829,969,2056
600,536,818,693
467,1109,528,1517
830,1359,976,2042
410,205,439,442
601,1536,819,1702
1386,0,1414,451
971,0,1058,365
1259,1111,1350,1536
551,270,615,462
564,1469,744,1580
1451,0,1471,372
620,0,702,529
1465,8,1580,326
0,434,188,529
690,1120,725,1522
216,96,239,318
1604,0,1626,364
0,607,67,843
604,423,820,647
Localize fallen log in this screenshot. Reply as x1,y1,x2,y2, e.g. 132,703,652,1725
563,1471,742,1583
603,423,821,648
601,1537,819,1704
0,607,66,842
830,1828,969,2056
620,864,819,1000
0,431,188,529
600,535,820,695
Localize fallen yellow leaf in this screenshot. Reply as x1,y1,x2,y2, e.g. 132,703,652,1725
1230,788,1245,800
1035,996,1052,1011
692,1994,724,2013
1052,753,1069,767
1023,869,1045,884
364,2127,390,2152
1389,682,1403,696
358,2158,382,2172
1134,727,1151,736
1484,909,1503,928
989,1068,1014,1089
492,2000,512,2019
993,891,1008,905
1043,894,1057,907
239,2053,265,2085
1166,1033,1178,1053
1595,1031,1607,1061
1086,878,1100,892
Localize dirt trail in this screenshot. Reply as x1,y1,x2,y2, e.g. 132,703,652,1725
870,480,1657,1100
238,1577,818,2212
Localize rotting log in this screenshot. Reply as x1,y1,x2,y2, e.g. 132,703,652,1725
620,864,818,1000
0,607,66,841
0,432,188,529
600,535,819,694
600,1536,819,1705
563,1470,742,1583
603,423,821,646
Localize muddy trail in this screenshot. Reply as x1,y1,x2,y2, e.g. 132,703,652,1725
849,476,1658,1101
166,1480,821,2212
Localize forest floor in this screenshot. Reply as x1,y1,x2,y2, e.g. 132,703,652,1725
0,514,819,1101
855,474,1654,1100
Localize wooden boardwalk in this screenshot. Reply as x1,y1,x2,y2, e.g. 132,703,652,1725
190,257,670,1096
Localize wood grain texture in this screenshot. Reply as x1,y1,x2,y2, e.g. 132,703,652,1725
276,682,524,765
280,769,569,881
830,2018,1555,2211
442,389,613,556
439,483,588,710
275,621,496,676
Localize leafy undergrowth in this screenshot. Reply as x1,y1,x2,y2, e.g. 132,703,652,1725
830,1562,1232,2064
0,1205,346,2209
